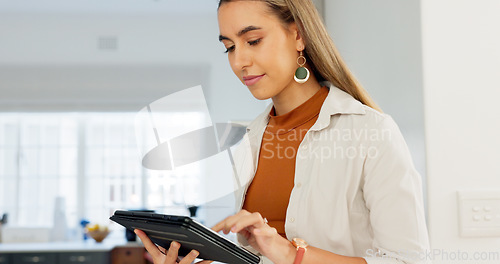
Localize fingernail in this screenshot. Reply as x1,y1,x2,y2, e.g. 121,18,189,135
254,229,261,234
230,226,237,232
191,250,199,257
171,241,179,249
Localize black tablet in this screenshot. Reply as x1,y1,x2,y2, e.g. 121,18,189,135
110,210,260,264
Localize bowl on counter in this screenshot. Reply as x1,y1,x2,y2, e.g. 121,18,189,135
85,224,110,243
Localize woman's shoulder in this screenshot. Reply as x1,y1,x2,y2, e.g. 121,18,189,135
359,104,394,128
339,106,402,141
321,85,396,130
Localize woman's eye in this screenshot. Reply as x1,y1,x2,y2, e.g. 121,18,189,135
224,46,235,53
223,39,260,53
248,39,261,46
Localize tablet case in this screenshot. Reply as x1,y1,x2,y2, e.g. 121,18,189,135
110,210,260,264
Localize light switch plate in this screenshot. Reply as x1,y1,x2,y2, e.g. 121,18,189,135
457,190,500,237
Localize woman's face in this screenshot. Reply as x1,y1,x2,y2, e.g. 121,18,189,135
218,1,304,100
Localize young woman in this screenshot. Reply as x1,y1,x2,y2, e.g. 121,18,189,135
136,0,431,263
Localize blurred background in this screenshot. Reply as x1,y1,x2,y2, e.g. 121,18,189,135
0,0,499,263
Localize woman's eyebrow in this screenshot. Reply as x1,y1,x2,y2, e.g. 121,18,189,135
219,25,262,42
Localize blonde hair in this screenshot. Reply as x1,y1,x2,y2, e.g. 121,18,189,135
218,0,382,112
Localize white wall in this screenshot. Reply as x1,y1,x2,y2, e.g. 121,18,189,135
323,0,427,196
422,0,500,263
326,1,500,262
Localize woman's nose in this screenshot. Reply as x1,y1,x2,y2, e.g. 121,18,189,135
232,48,251,70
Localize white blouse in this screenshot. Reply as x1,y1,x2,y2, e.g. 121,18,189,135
231,83,431,264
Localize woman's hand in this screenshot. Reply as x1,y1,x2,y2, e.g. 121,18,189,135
134,229,213,264
212,210,295,264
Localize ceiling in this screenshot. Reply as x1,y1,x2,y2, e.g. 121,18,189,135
0,0,323,16
0,0,219,15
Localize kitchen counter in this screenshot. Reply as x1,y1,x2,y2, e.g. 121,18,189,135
0,240,146,264
0,239,142,253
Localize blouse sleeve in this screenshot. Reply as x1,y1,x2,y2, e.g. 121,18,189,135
361,115,432,264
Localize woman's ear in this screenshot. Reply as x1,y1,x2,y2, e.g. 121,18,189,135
289,22,305,51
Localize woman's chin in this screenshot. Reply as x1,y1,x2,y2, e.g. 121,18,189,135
248,89,273,101
246,84,275,101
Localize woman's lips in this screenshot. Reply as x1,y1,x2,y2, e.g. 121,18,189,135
243,74,264,86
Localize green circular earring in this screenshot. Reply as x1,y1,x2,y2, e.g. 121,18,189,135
294,51,310,84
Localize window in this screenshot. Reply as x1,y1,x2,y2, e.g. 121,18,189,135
0,112,205,237
0,113,78,227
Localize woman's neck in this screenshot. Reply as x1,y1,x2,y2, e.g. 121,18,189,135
271,76,322,116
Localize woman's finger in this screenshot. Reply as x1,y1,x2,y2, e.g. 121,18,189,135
253,226,278,237
212,219,225,233
165,241,182,263
212,210,252,233
178,249,200,264
134,229,163,259
212,212,246,233
230,211,267,233
158,245,167,255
